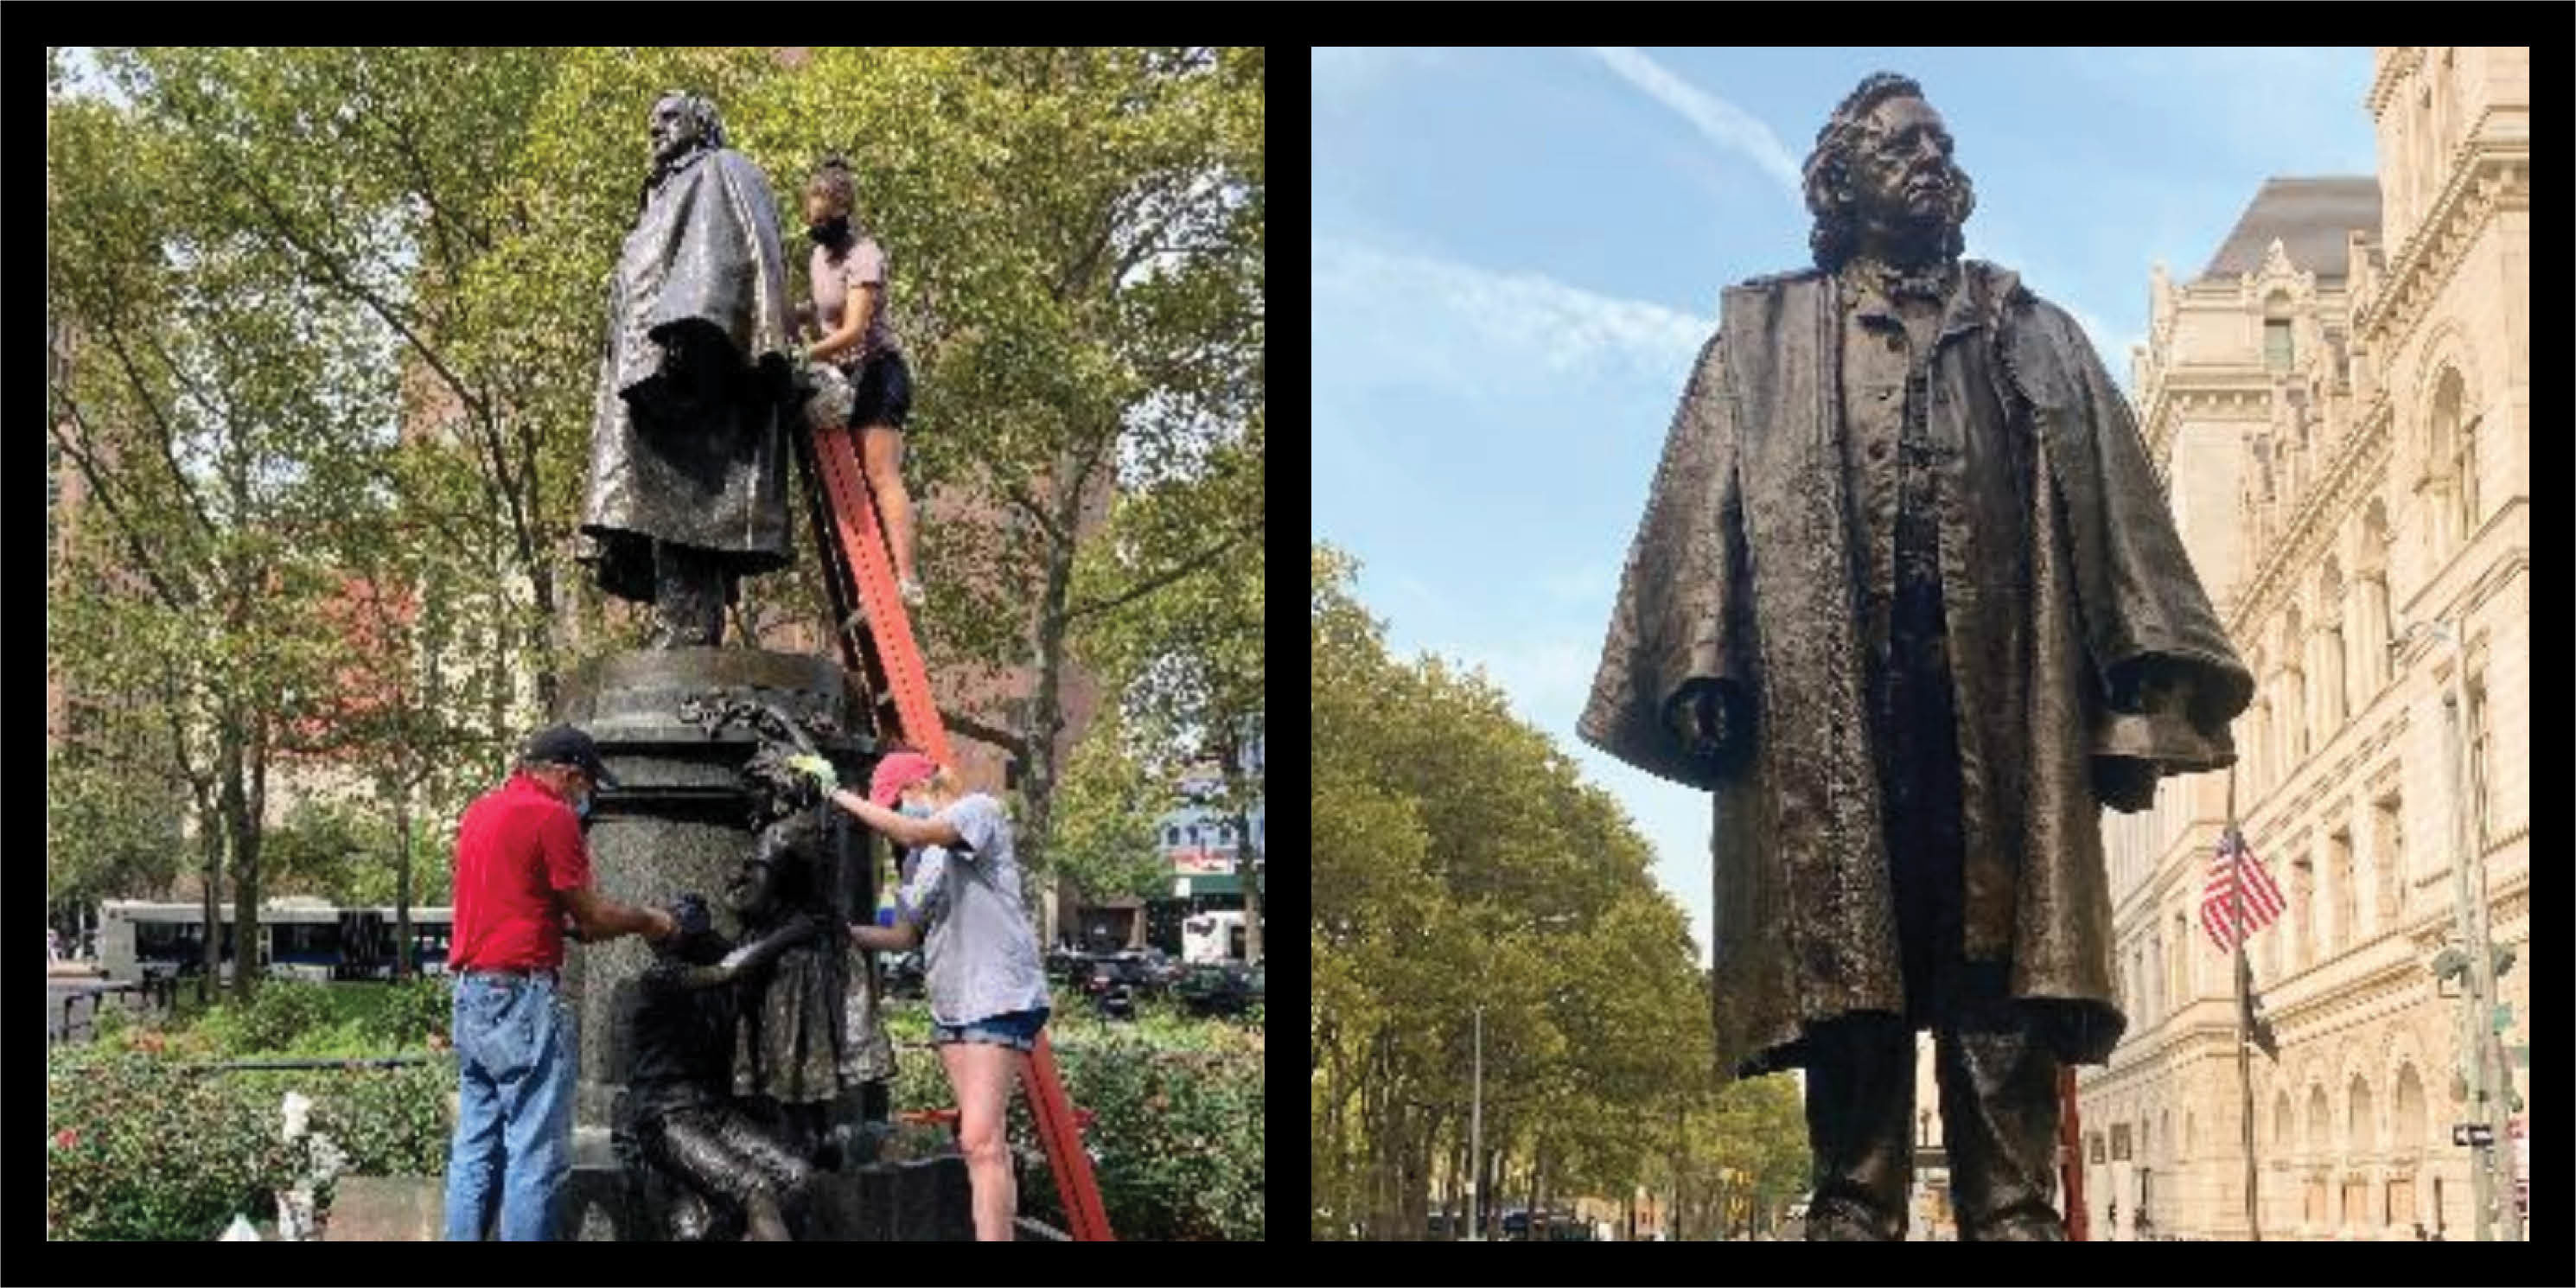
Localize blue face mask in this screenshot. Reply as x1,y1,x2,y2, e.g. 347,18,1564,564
899,799,931,819
574,791,594,820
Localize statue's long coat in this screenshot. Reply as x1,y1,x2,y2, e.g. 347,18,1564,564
581,145,800,601
1578,262,2252,1081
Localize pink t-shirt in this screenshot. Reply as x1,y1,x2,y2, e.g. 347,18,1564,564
809,235,902,367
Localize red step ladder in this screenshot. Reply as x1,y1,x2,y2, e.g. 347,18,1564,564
798,417,1116,1242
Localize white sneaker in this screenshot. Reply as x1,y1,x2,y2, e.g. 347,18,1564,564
899,578,926,609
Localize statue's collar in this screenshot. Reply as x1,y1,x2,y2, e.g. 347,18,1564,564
649,145,715,194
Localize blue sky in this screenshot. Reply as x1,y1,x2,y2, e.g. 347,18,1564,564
1312,47,2381,965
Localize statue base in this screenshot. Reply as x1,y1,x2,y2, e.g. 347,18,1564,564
566,1151,974,1241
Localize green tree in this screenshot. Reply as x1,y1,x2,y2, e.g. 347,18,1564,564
1311,541,1717,1240
1044,703,1178,910
49,86,385,1000
1074,413,1265,954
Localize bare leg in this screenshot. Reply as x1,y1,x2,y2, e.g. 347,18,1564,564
938,1040,1021,1240
859,424,918,590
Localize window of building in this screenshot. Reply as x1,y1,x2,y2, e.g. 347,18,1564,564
2429,368,2476,550
2292,849,2316,970
2328,828,2355,952
2265,321,2294,372
2373,792,2403,921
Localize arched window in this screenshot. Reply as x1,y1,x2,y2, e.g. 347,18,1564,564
2172,911,2190,1005
2291,840,2317,971
2318,558,2348,733
2328,826,2355,953
2427,367,2477,551
2275,1091,2295,1151
2349,1074,2377,1161
2358,499,2394,696
2280,608,2307,766
2374,790,2405,921
2394,1064,2427,1149
2306,1087,2331,1164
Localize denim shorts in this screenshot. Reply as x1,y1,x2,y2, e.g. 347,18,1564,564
930,1006,1049,1053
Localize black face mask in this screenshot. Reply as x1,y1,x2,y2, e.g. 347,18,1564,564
807,216,851,248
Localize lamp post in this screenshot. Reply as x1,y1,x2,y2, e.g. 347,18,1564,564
1470,1002,1484,1240
2399,619,2522,1241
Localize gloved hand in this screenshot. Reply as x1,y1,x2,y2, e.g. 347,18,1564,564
785,754,839,794
669,893,715,940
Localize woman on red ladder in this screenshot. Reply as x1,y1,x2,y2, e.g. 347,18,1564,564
800,155,923,608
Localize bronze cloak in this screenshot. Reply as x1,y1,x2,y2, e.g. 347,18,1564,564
1577,261,2251,1081
580,145,800,602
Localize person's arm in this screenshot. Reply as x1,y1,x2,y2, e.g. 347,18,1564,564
538,795,675,943
562,884,676,944
807,245,883,364
807,285,875,364
820,787,964,851
848,918,920,954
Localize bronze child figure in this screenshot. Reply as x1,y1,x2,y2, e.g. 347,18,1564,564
617,892,819,1241
1578,72,2249,1241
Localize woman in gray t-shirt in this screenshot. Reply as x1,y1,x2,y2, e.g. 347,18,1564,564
825,751,1049,1243
798,156,925,609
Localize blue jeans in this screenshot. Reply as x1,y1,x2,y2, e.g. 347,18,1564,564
443,971,574,1240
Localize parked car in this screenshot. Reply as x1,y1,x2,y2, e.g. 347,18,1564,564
1176,962,1261,1017
1115,947,1184,993
1045,947,1095,985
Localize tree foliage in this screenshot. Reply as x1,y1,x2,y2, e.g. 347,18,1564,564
1310,543,1808,1240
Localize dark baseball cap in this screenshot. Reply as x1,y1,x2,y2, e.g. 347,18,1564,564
521,724,621,788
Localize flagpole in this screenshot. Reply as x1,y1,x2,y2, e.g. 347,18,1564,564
2229,762,2260,1242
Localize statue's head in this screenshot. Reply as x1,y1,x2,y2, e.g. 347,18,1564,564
1802,73,1975,273
726,854,781,924
648,92,726,166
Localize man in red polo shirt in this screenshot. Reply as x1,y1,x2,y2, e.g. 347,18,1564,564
443,724,675,1241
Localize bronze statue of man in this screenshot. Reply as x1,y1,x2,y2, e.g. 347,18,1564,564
1578,73,2250,1241
581,92,800,647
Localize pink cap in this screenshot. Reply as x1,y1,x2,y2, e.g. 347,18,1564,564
869,751,940,807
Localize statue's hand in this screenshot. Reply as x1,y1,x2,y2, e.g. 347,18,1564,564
1666,679,1735,762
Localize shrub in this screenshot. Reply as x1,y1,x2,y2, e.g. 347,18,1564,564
880,999,1263,1240
46,1051,306,1241
236,979,333,1055
368,975,454,1049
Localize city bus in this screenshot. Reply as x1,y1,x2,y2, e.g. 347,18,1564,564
98,899,454,985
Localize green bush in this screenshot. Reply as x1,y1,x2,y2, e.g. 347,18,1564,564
236,979,333,1055
46,1051,307,1241
369,975,455,1049
47,1048,458,1240
879,999,1264,1240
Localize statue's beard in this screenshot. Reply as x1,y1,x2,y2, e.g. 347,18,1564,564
1862,206,1961,271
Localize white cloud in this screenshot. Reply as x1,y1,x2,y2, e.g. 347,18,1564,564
1312,238,1711,397
1584,47,1806,201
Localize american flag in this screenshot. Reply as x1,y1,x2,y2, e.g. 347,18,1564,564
2199,826,2285,953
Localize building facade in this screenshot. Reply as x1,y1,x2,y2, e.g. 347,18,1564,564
2077,47,2528,1241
